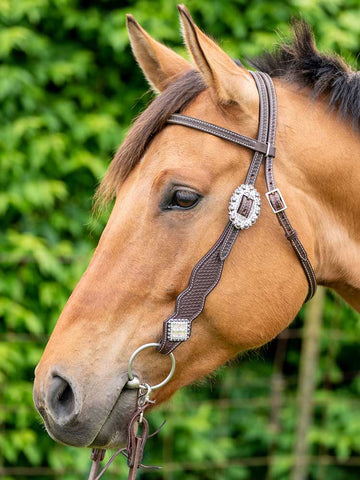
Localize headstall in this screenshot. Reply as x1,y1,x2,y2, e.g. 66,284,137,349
88,70,317,479
158,70,317,355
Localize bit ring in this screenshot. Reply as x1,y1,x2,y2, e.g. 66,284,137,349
127,343,176,390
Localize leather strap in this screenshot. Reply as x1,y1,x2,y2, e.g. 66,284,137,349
158,72,268,354
258,72,317,301
157,71,316,355
168,114,276,157
87,403,162,480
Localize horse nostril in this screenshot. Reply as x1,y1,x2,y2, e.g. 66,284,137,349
47,375,77,424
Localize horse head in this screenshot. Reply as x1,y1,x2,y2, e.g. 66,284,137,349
33,6,360,449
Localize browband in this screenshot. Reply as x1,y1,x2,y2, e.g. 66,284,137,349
167,114,276,157
157,71,317,355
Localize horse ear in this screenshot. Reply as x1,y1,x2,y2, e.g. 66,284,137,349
126,14,192,93
178,5,255,106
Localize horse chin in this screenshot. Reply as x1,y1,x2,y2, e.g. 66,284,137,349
89,388,138,448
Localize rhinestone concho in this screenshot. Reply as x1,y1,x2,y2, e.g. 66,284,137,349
167,319,191,342
228,184,261,230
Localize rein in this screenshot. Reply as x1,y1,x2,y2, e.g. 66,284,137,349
88,384,165,480
87,70,317,478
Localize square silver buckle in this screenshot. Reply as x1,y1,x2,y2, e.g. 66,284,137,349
167,319,191,342
265,188,287,214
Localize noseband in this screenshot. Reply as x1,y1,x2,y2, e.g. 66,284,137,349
157,70,317,355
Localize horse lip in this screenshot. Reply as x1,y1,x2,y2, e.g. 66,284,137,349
88,384,139,448
37,373,137,448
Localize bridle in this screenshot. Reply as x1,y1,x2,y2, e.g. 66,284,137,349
157,69,316,355
88,70,317,479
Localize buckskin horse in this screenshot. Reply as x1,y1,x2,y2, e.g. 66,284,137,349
33,4,360,473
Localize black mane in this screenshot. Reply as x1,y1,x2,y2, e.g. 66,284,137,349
250,21,360,128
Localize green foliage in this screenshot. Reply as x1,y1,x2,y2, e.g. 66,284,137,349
1,0,360,479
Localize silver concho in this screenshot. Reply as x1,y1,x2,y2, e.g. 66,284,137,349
167,318,191,342
228,184,261,230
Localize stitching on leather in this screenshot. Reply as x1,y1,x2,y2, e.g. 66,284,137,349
169,115,268,153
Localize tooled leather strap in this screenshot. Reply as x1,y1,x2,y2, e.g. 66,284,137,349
157,71,269,355
157,71,316,355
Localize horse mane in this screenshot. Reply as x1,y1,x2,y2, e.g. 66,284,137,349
96,21,359,205
250,21,360,127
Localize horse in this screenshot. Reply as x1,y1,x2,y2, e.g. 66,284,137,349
33,5,360,454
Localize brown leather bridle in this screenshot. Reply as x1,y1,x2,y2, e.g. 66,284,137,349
157,70,317,355
88,70,317,479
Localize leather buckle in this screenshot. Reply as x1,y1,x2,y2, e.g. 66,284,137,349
265,143,276,157
266,188,287,214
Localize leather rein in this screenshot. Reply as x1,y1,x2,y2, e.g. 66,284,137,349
88,70,317,479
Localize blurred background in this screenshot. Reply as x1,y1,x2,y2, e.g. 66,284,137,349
1,0,360,479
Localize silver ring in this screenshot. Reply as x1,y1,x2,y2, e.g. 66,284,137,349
127,342,176,390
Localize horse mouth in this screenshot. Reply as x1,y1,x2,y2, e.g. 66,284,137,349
89,387,138,448
36,376,139,449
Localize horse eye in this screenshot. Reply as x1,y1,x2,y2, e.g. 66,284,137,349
169,190,200,210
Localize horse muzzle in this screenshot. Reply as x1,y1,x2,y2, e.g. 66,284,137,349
33,367,138,448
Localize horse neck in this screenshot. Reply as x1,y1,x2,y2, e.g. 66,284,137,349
276,82,360,310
